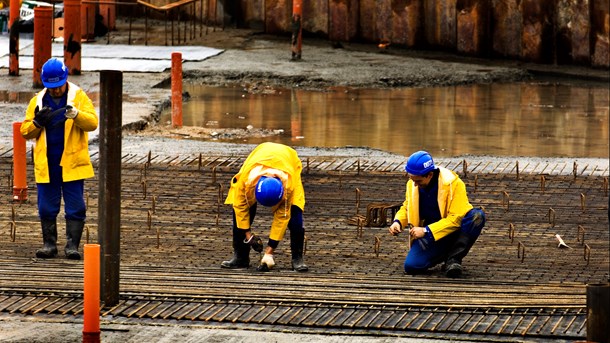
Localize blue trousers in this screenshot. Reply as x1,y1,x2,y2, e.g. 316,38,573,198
37,160,86,221
404,208,486,273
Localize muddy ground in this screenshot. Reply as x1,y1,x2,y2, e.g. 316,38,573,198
1,21,608,343
2,19,608,156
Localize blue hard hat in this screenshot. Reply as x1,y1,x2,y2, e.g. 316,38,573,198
41,58,68,88
255,176,284,207
405,151,435,176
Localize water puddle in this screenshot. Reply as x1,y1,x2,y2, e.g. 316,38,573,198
160,82,609,158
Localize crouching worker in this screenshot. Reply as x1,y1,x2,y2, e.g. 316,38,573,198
222,142,308,272
21,58,98,260
389,151,485,278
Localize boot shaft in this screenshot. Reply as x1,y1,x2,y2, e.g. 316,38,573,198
65,219,85,259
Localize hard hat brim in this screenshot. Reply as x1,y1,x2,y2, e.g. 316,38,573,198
43,78,67,89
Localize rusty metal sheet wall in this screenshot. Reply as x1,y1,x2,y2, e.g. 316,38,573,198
240,0,265,29
440,0,457,48
521,0,555,63
329,0,359,42
376,0,392,43
456,0,489,56
224,0,608,67
265,0,292,34
591,0,610,67
391,0,423,47
491,0,522,58
358,0,377,42
556,0,590,64
302,0,328,36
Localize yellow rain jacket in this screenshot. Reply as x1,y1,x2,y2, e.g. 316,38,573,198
394,166,473,240
225,142,305,241
20,82,98,183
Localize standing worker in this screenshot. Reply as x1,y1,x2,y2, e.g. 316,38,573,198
21,57,98,260
389,151,486,278
222,142,308,272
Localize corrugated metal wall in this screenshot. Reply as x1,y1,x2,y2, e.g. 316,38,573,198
234,0,608,67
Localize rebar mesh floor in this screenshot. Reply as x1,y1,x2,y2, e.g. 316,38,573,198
1,151,608,341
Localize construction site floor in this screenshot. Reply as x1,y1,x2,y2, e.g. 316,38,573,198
1,149,608,342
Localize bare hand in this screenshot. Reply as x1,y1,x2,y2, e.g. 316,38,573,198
409,226,427,239
389,222,403,236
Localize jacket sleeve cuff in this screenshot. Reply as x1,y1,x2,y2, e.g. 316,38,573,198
424,225,435,242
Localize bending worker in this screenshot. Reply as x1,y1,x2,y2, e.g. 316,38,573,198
389,151,485,278
222,142,308,272
21,58,98,260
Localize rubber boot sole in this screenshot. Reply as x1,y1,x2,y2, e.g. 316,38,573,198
36,248,58,258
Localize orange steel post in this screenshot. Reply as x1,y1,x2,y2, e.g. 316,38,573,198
64,0,82,75
12,122,28,202
99,0,116,31
8,0,20,76
83,244,101,343
291,0,303,60
171,52,183,128
81,0,97,40
33,7,54,88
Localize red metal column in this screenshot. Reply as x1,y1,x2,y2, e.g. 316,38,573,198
8,0,19,76
33,6,54,88
291,0,303,60
64,0,82,75
99,0,116,31
81,0,97,40
171,52,183,128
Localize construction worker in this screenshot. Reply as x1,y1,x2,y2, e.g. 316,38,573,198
21,57,98,260
389,151,486,278
222,142,308,272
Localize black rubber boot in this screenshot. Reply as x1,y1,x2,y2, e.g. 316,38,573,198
444,233,477,278
290,228,308,272
65,219,84,260
221,227,250,269
36,219,58,258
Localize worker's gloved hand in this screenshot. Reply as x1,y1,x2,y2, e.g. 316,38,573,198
244,234,264,252
65,105,79,119
257,253,275,272
33,106,53,128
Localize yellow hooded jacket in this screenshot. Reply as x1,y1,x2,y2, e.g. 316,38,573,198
394,166,473,241
20,82,98,183
225,142,305,241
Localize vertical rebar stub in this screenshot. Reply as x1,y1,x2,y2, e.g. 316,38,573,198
548,208,556,227
517,241,525,263
502,191,510,212
577,225,586,244
374,236,381,257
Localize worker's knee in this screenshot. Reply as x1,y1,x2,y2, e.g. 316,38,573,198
404,254,430,274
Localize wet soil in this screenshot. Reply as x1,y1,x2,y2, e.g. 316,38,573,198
2,19,608,157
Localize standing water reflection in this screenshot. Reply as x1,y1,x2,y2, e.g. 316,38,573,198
161,83,609,158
